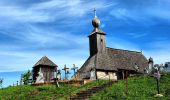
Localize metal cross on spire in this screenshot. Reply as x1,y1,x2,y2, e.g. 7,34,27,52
94,8,97,18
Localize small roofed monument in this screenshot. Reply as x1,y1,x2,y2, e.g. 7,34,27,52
75,10,149,80
32,56,58,83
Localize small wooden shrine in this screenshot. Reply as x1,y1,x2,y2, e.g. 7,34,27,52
32,56,58,83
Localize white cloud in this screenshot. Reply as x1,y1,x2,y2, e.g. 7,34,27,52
0,0,113,24
127,33,148,38
0,48,89,72
0,6,51,23
110,0,170,24
0,0,169,72
0,24,89,72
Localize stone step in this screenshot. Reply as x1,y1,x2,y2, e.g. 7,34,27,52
70,98,86,100
69,81,116,100
80,91,98,94
76,92,92,95
79,89,100,93
76,95,91,98
75,93,93,97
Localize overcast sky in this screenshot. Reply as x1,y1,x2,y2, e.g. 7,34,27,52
0,0,170,72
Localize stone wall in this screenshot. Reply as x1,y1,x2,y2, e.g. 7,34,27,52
96,71,117,80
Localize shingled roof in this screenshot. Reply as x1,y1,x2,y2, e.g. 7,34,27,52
106,47,148,72
33,56,58,67
78,47,148,78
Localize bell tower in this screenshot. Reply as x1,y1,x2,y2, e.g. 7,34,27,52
89,9,106,56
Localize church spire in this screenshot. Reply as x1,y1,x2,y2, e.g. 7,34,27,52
89,9,106,56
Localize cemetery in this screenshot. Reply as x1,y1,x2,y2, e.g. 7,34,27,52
0,3,170,99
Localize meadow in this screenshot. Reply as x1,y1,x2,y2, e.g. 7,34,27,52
90,72,170,100
0,80,108,100
0,72,169,100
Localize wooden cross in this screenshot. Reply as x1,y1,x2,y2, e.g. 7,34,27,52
71,64,78,76
62,64,69,80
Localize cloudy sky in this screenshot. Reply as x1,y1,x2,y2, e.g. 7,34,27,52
0,0,170,73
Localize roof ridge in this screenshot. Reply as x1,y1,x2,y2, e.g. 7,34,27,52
106,47,142,53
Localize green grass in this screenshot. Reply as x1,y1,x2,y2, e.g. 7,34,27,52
90,72,170,100
0,80,108,100
1,73,170,100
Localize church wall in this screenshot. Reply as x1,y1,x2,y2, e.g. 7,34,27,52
96,71,117,80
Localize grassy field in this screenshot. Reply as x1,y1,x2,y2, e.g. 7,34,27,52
90,72,170,100
0,72,170,100
0,80,108,100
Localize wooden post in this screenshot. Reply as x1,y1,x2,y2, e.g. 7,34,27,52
125,70,128,96
49,68,51,82
109,73,110,86
122,70,124,80
17,81,18,86
154,69,163,97
156,78,160,94
155,70,160,94
45,71,47,84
